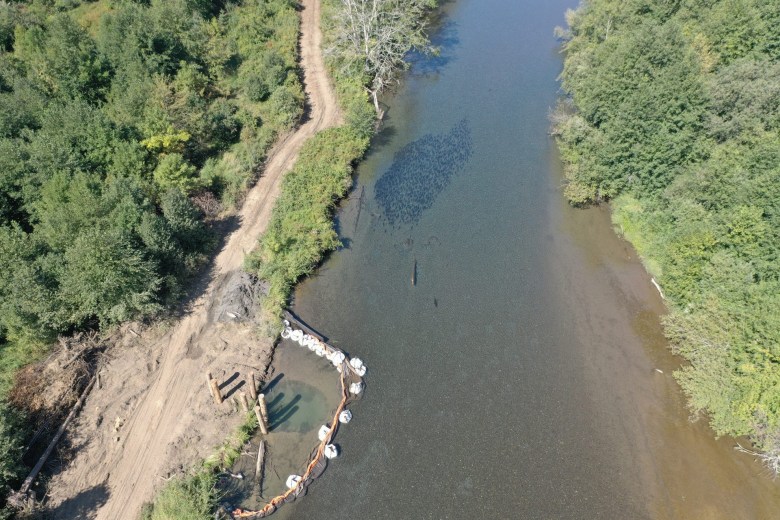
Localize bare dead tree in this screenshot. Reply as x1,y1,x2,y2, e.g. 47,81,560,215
330,0,436,117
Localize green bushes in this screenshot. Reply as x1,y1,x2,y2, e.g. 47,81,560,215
247,126,369,318
0,402,23,496
558,0,780,466
0,0,303,342
246,0,388,321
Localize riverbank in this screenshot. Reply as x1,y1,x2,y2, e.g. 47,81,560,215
554,0,780,466
95,0,439,516
0,1,304,508
545,192,780,519
40,0,342,517
246,0,441,321
245,0,373,321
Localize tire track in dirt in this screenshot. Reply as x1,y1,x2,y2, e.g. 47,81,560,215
46,1,341,517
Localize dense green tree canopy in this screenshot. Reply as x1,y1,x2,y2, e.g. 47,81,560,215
0,0,303,343
556,0,780,468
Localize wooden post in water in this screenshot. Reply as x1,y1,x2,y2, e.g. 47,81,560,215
207,372,222,404
254,406,268,435
239,392,249,412
248,372,258,401
258,393,270,433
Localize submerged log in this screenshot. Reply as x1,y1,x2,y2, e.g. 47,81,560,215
256,440,266,487
353,185,365,235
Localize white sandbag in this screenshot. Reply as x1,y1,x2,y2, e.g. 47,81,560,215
338,409,352,424
331,351,346,367
286,474,302,488
318,424,331,441
324,444,339,459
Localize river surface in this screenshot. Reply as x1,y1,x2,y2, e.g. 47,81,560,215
275,0,780,518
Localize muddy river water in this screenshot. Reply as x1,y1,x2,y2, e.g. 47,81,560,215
265,0,780,517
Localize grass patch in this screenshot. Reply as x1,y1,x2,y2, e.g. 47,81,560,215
246,126,370,321
140,412,256,520
611,194,664,279
139,471,217,520
203,412,257,471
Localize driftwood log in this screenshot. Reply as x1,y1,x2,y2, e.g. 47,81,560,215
256,439,266,488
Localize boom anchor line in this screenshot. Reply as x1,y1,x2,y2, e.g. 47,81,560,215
231,312,366,519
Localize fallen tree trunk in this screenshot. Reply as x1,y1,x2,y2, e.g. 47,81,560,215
17,375,97,495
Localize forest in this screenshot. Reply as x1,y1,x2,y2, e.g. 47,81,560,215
555,0,780,467
0,0,304,503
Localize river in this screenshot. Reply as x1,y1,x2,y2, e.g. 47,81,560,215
276,0,780,518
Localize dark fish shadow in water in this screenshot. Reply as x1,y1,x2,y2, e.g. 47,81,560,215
336,237,352,250
362,123,398,161
374,119,473,229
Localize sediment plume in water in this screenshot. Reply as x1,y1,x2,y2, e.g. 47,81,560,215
375,119,473,228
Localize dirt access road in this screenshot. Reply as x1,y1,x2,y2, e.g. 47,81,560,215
46,0,341,517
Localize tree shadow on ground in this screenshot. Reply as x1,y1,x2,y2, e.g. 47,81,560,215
44,483,109,520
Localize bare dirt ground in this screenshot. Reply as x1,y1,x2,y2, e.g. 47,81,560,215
44,1,341,517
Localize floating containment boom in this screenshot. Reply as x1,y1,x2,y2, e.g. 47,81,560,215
232,311,366,519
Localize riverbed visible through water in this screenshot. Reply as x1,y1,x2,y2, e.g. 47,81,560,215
266,0,780,518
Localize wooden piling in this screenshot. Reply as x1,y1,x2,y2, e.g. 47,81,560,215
207,372,222,404
248,372,258,401
258,393,270,434
254,405,268,435
258,394,269,422
239,392,249,412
